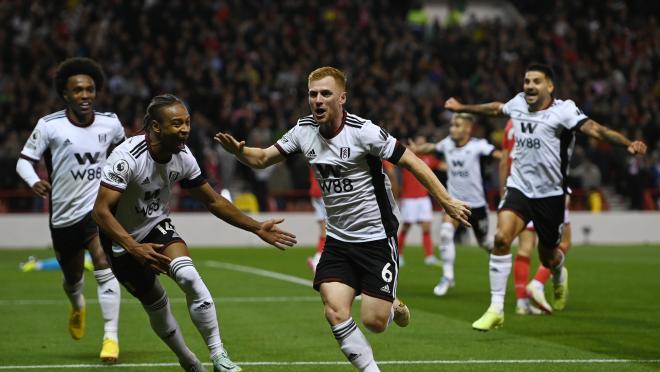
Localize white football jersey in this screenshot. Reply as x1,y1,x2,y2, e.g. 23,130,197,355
276,112,405,243
20,110,125,227
502,93,587,198
100,135,206,251
435,137,495,208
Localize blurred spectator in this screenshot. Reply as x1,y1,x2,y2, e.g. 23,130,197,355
0,0,657,210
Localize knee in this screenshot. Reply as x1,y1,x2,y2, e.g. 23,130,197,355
493,231,512,253
361,315,388,334
324,304,351,325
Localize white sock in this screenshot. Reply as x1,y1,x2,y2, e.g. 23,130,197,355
529,279,544,291
170,256,223,359
489,254,512,314
551,250,566,285
94,268,121,341
63,276,85,310
516,298,529,307
143,290,197,367
439,222,456,280
331,318,380,372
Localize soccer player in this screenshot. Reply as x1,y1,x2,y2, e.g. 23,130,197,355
93,94,296,372
390,136,442,267
215,67,471,371
408,114,500,296
16,57,124,362
445,63,647,331
307,167,327,272
501,118,572,315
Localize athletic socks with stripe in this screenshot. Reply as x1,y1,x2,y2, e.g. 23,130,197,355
331,317,379,371
94,268,121,341
170,256,224,359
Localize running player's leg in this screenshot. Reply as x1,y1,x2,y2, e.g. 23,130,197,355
154,220,238,371
473,188,529,331
315,237,380,372
531,196,571,289
514,227,546,314
397,222,411,255
100,232,201,371
532,194,568,311
52,221,88,341
434,214,458,296
397,198,415,266
87,233,122,362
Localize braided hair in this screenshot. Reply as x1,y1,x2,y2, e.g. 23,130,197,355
143,94,185,131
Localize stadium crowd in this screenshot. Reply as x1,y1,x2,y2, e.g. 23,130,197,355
0,0,658,210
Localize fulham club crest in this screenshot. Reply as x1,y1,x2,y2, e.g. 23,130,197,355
340,147,350,160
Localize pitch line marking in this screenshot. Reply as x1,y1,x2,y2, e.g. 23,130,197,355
0,296,318,306
205,260,314,287
2,359,660,369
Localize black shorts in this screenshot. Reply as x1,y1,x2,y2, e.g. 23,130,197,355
469,206,489,243
313,235,399,302
50,212,98,260
498,187,565,249
101,218,185,298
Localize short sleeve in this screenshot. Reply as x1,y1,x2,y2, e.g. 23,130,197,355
362,121,405,163
501,93,525,116
559,100,589,130
20,120,49,162
274,125,302,157
179,148,206,189
478,139,496,156
101,148,133,192
113,118,126,145
434,139,447,154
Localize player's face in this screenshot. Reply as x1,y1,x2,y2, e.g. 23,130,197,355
308,76,346,125
155,103,190,154
449,117,471,143
63,74,96,117
523,70,553,109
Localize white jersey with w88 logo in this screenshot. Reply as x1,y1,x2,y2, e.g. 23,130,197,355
20,110,125,227
100,134,206,247
275,112,405,243
502,93,588,198
435,137,495,208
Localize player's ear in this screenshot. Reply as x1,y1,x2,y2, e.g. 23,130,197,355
547,79,555,95
151,120,161,134
339,91,347,105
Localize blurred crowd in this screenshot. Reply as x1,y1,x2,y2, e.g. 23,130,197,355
0,0,658,210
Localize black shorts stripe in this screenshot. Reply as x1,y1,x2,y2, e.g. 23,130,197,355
366,155,399,237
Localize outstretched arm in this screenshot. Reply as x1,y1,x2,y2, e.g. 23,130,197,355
445,97,505,117
406,139,437,155
214,132,285,169
188,183,297,250
92,186,171,273
579,119,647,155
396,149,472,226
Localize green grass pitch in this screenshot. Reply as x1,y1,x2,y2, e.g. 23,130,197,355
0,244,658,371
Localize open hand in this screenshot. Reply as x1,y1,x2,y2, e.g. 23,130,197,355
443,198,472,227
256,218,297,250
214,132,245,155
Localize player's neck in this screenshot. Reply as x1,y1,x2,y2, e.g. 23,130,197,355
66,109,94,127
529,97,552,112
319,111,346,139
146,132,172,163
454,137,469,147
